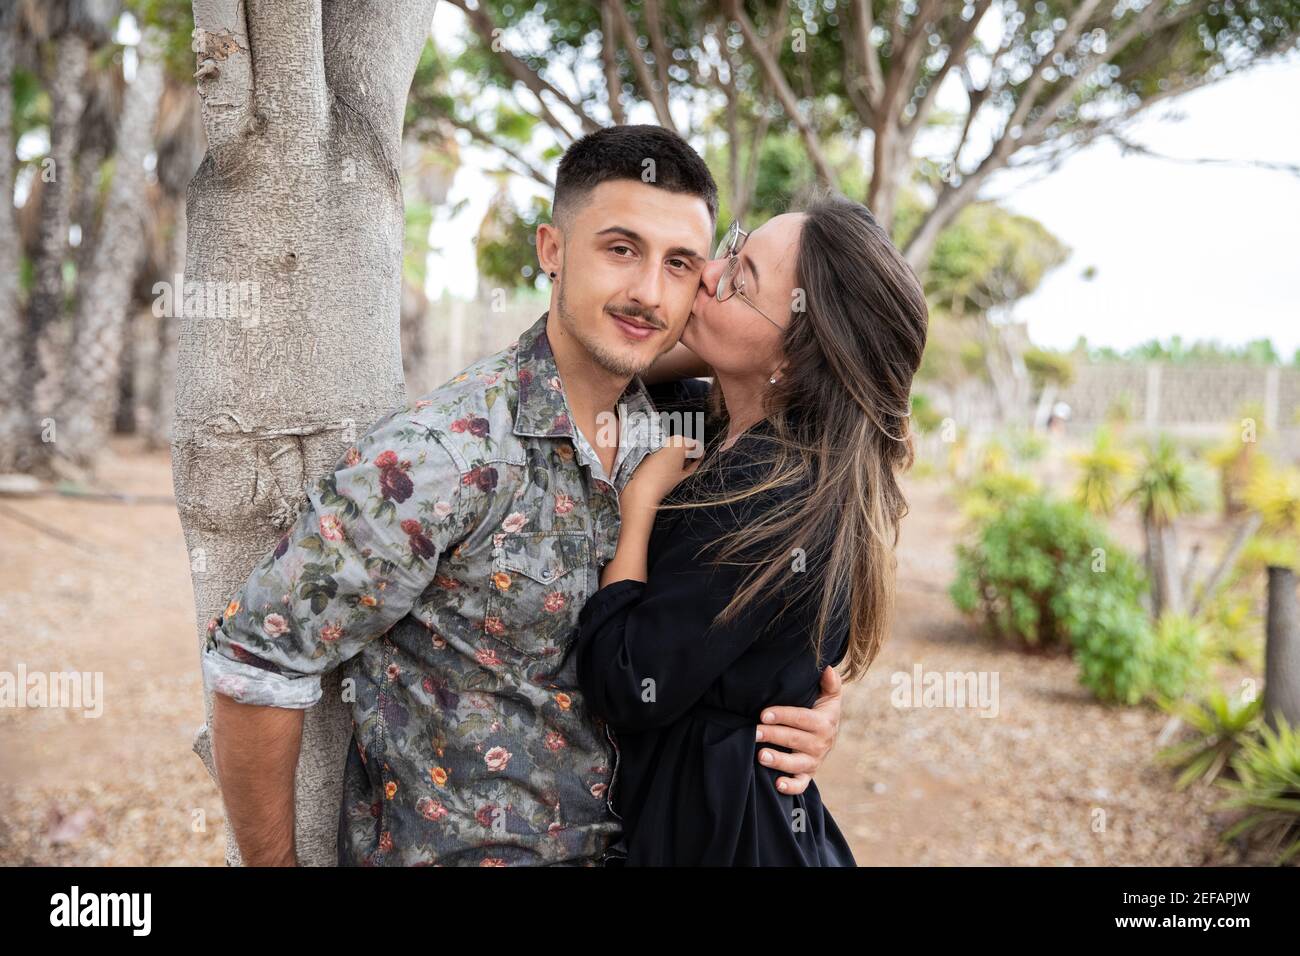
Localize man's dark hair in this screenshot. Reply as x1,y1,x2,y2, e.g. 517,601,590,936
552,124,718,229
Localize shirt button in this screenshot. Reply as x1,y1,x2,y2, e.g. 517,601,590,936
540,568,554,581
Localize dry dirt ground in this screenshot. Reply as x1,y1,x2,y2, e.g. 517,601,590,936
0,436,1273,865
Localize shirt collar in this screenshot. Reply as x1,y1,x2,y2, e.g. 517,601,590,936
512,312,664,480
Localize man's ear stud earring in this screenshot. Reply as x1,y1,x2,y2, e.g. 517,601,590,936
549,271,556,278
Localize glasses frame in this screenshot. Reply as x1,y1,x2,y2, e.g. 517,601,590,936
713,220,784,332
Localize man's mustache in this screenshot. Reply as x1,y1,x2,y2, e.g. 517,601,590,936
605,304,665,329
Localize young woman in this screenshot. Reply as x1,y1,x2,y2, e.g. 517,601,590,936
574,191,930,866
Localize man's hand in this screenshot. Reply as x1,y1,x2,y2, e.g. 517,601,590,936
755,666,843,795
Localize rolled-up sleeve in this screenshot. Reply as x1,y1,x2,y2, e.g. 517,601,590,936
201,409,470,709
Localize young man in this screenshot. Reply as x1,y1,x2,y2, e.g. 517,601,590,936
201,124,842,866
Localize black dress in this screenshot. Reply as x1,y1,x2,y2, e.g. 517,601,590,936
574,378,857,866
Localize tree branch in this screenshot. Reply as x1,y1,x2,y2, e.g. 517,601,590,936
443,0,600,140
244,0,330,140
607,0,677,131
724,0,836,186
191,0,255,151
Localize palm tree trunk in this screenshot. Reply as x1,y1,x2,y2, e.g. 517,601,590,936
16,31,90,473
54,29,165,469
0,8,24,473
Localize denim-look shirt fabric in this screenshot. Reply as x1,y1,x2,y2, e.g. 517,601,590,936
199,312,666,865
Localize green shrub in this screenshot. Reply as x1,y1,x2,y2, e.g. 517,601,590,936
1147,612,1211,703
1068,590,1156,705
1217,713,1300,865
950,494,1147,655
1156,689,1262,790
956,470,1041,525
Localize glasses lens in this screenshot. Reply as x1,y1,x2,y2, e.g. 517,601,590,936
716,255,742,301
714,221,742,260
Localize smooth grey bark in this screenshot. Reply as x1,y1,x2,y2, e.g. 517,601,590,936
0,8,23,472
1263,566,1300,732
55,29,165,467
175,0,438,867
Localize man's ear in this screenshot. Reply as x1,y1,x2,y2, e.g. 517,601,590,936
536,222,562,278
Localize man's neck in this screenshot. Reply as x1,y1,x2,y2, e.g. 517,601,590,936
544,312,632,478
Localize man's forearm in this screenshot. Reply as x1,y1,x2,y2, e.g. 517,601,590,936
211,691,305,866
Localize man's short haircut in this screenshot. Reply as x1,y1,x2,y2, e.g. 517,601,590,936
552,124,718,230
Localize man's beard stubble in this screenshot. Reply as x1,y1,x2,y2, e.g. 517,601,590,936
555,276,665,379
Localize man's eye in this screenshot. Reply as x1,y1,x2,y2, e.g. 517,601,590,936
611,244,635,257
667,258,690,270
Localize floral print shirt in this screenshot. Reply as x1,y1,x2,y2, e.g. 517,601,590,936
200,311,668,865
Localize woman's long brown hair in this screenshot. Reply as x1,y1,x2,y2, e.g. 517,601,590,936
655,189,929,681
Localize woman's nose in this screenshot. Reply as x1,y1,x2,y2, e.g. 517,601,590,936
699,258,725,297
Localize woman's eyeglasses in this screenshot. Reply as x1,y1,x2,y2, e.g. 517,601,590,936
713,220,784,332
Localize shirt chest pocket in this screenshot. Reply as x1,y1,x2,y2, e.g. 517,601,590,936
484,531,591,661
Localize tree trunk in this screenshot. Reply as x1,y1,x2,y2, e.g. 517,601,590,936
0,9,23,473
174,0,437,867
17,32,90,473
54,29,165,469
113,311,137,434
1263,566,1300,732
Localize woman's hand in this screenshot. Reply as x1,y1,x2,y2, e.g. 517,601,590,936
622,434,704,512
600,436,703,588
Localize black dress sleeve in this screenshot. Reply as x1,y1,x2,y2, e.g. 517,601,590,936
575,462,782,732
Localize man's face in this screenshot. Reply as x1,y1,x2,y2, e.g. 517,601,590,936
540,179,713,378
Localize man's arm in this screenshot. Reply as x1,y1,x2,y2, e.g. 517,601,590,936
211,694,303,866
201,406,478,864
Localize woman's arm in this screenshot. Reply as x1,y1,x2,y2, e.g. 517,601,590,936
640,341,713,385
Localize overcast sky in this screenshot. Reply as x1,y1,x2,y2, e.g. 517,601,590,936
426,14,1299,357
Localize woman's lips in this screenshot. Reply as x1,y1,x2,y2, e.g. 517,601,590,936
610,311,658,341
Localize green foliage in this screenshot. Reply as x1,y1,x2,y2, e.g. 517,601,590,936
1071,426,1135,517
1218,714,1300,865
475,194,552,291
949,494,1146,655
1206,409,1267,518
1146,612,1211,705
924,201,1070,318
126,0,199,83
908,392,943,435
1005,427,1048,464
1199,589,1264,669
1155,689,1263,790
1087,335,1286,365
957,470,1040,525
1023,346,1076,389
1240,534,1300,575
1125,434,1211,526
1243,460,1300,537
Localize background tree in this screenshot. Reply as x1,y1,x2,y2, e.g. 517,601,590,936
433,0,1300,277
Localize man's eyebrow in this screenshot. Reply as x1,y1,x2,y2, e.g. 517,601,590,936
744,252,759,291
594,226,705,263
